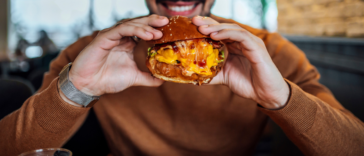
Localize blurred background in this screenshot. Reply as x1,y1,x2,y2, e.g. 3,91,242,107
0,0,363,156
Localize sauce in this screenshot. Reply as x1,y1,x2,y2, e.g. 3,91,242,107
198,59,206,67
171,42,179,53
154,42,179,53
190,43,195,49
206,38,223,49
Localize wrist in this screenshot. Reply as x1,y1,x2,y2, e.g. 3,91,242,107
68,69,102,96
260,82,290,110
59,62,101,107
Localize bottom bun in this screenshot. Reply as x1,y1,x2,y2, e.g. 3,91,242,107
152,73,211,85
146,57,223,85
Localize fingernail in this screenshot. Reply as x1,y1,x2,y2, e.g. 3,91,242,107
211,32,218,36
159,16,165,19
195,16,202,19
146,31,152,36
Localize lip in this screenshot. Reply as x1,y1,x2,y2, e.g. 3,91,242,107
159,1,201,16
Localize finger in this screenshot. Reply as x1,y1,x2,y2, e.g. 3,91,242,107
205,54,235,85
126,22,164,40
211,29,270,64
192,16,219,26
198,23,242,35
94,24,159,50
132,14,169,27
210,29,257,49
134,71,164,87
93,15,169,49
106,23,158,41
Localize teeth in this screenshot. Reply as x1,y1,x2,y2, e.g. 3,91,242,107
168,5,194,12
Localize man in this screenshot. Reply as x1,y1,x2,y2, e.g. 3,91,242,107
1,0,363,155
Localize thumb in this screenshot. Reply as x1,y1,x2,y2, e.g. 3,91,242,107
207,70,224,85
134,71,164,87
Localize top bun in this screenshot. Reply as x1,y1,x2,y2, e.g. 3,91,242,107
149,16,209,44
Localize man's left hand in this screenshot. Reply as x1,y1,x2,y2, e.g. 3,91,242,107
193,16,290,109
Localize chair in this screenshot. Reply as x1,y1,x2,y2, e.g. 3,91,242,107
0,78,34,119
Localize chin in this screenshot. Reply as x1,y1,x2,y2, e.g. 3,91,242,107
146,16,227,85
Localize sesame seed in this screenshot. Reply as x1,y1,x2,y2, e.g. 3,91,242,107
170,34,172,36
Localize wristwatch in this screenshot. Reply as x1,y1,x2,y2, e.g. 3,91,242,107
58,62,100,107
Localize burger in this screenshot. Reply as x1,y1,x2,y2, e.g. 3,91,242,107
146,16,226,85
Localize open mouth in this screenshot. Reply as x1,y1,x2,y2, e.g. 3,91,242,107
167,5,196,12
160,1,201,16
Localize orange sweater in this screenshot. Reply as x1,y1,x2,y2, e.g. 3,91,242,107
1,15,363,156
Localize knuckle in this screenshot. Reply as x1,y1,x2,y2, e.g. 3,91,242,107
134,27,144,32
141,24,150,28
144,25,153,31
116,23,127,29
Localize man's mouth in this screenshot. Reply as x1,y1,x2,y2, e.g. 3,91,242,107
167,4,196,12
159,1,202,16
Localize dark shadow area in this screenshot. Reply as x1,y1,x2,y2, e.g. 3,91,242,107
62,108,111,156
0,78,34,119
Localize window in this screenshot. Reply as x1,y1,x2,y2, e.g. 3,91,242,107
8,0,277,59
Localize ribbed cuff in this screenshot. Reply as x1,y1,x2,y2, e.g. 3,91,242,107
258,79,317,133
34,77,90,133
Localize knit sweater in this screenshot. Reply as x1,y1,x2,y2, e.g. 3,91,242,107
1,15,363,156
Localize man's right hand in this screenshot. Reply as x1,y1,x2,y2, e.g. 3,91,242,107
66,15,168,97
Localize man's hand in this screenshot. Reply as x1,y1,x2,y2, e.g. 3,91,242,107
67,15,168,97
193,16,290,109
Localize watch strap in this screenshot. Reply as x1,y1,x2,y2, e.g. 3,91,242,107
59,63,100,107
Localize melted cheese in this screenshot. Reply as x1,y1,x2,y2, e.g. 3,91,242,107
153,39,220,76
154,45,178,64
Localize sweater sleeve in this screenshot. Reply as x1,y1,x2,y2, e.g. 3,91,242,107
259,35,364,155
0,78,89,156
0,32,99,156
